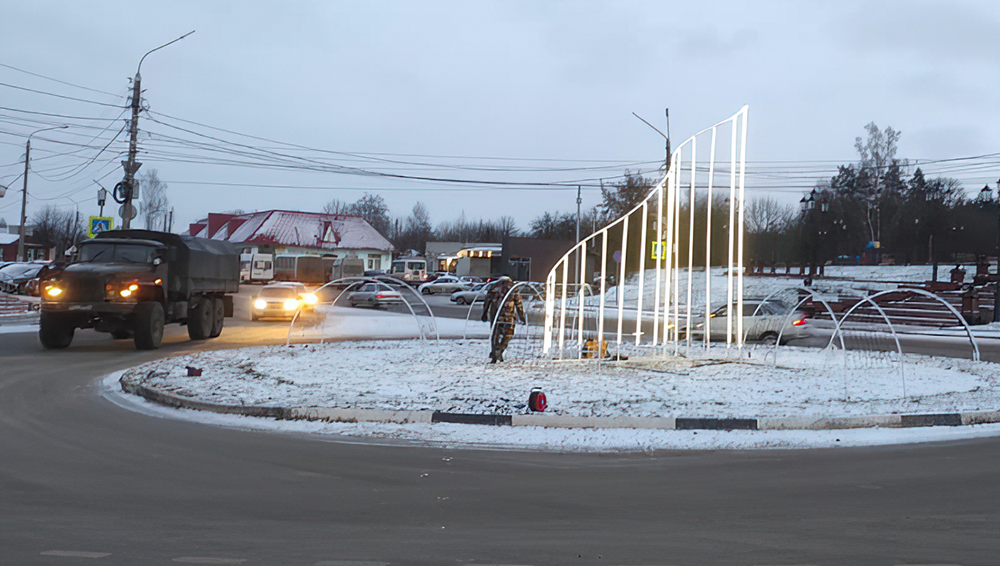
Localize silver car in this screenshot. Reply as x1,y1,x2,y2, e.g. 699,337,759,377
450,282,493,305
686,300,812,344
348,282,403,308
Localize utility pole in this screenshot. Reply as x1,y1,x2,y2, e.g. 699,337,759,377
116,31,195,230
17,139,29,261
119,70,142,230
18,125,67,261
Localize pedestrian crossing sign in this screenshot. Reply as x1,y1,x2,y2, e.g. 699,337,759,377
88,216,114,238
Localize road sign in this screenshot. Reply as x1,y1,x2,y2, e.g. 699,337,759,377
650,240,667,260
121,160,142,176
118,203,137,221
88,216,114,238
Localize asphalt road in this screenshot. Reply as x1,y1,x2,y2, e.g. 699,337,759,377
2,287,1000,564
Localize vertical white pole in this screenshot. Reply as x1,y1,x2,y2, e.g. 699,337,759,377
737,106,749,349
558,258,569,356
672,162,681,354
705,126,717,348
635,201,648,345
543,270,555,353
598,230,608,346
653,182,664,345
727,118,737,348
663,158,676,347
686,138,696,348
577,245,586,356
616,215,629,346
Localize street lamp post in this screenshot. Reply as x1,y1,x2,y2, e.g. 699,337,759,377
117,30,194,229
18,125,68,261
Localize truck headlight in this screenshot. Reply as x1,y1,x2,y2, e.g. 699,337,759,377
45,286,62,297
283,299,299,311
301,293,318,306
254,299,267,310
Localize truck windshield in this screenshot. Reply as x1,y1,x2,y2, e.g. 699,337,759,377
79,243,157,264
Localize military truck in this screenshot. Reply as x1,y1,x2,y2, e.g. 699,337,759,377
38,230,240,350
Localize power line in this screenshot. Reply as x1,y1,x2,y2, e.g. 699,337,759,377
0,81,124,108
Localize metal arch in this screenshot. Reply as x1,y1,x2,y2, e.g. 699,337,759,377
829,287,980,362
472,280,552,341
285,276,438,346
768,287,847,365
372,275,441,342
745,286,847,352
488,281,545,359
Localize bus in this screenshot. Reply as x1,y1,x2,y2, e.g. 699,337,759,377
390,258,427,284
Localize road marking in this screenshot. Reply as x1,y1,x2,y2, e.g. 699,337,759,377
40,551,111,558
172,559,247,564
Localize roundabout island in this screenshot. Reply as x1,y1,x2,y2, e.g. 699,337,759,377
115,337,1000,452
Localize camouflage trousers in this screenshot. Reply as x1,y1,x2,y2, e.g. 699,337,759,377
490,319,516,362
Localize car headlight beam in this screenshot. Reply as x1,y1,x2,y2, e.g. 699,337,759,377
254,299,267,310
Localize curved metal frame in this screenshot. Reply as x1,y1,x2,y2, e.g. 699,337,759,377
828,287,980,362
542,106,749,357
481,281,545,357
285,276,440,346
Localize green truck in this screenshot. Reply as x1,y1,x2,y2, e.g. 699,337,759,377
38,230,240,350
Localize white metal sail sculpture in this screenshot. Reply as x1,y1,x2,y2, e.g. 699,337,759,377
543,106,749,357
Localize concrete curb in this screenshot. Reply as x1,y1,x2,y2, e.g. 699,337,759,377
119,377,1000,432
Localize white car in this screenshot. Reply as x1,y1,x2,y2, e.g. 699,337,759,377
685,300,812,344
251,282,308,321
418,276,470,295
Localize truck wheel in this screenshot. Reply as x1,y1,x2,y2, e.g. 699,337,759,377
133,302,165,350
209,296,225,338
187,296,213,340
39,312,74,349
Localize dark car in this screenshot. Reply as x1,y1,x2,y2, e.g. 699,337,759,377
0,262,45,294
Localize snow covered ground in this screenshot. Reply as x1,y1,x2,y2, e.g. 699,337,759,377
120,339,1000,418
112,337,1000,451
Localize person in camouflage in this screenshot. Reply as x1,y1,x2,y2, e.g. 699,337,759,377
481,276,525,363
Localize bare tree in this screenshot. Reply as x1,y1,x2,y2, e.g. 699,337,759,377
138,169,169,231
350,193,391,237
322,199,350,215
745,196,793,234
854,122,903,244
31,205,82,257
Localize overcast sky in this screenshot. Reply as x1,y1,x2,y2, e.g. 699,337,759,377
1,0,998,233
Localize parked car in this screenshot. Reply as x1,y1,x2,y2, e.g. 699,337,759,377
458,275,483,285
348,282,403,308
0,262,45,294
450,282,493,305
685,300,811,344
251,282,308,321
418,275,470,295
